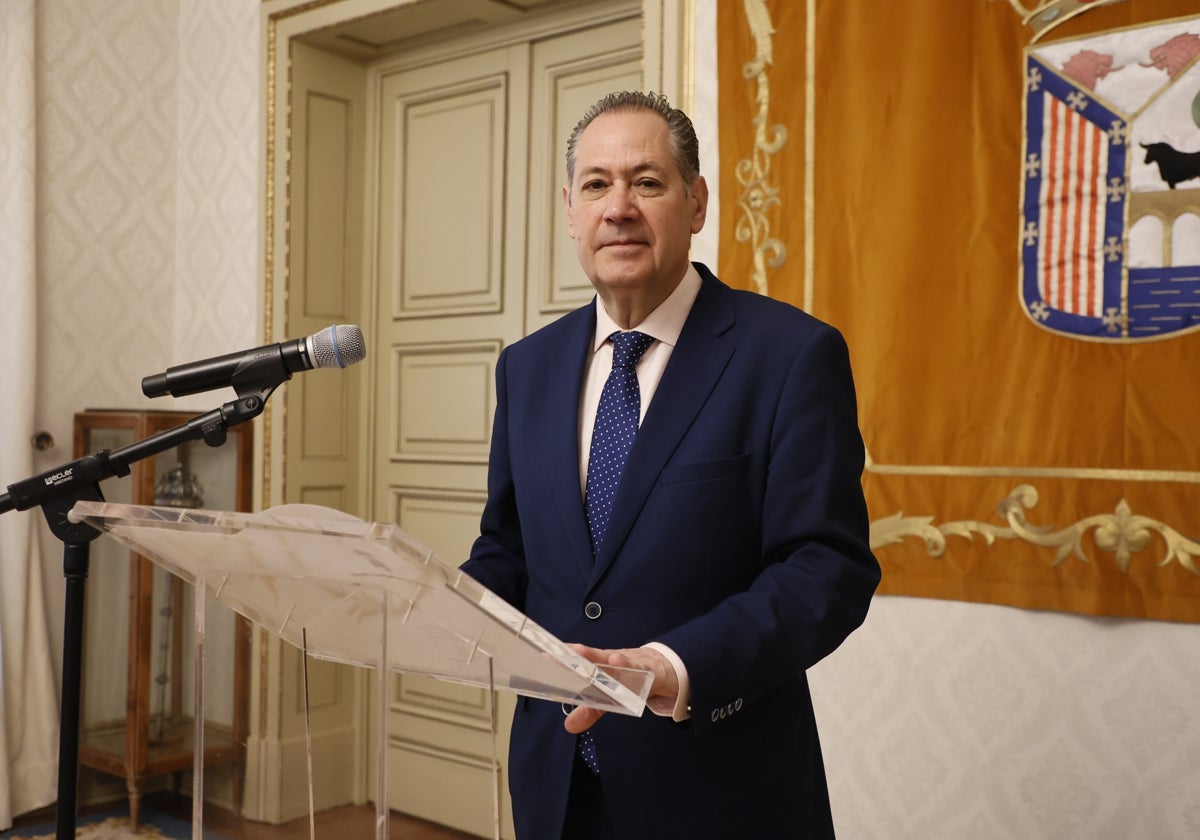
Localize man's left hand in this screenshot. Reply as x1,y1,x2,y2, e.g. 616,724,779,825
563,644,680,733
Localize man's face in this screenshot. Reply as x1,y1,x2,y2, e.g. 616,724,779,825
564,109,707,312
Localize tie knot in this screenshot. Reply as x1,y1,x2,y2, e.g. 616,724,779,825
609,331,655,370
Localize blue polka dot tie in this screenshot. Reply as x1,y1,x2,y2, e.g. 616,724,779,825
585,330,656,556
578,330,654,776
578,727,600,774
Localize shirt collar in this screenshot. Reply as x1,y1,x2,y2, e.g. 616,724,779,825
592,263,702,351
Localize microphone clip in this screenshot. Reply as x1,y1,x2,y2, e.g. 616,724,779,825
227,348,295,402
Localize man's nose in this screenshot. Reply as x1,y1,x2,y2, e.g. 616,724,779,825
603,186,638,222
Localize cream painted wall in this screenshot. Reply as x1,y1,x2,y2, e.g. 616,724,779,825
27,1,1200,837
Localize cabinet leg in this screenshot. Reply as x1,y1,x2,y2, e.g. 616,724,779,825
127,782,141,830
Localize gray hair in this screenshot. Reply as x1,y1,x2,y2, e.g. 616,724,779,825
565,91,700,190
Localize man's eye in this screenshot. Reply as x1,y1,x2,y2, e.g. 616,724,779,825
636,179,662,190
582,181,605,191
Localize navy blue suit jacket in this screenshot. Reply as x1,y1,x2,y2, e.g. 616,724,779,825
462,264,879,839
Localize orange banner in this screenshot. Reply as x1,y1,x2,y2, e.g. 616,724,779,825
718,0,1200,622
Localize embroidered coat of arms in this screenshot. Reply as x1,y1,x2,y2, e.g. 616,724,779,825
1021,19,1200,340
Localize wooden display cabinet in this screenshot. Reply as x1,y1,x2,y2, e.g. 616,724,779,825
73,409,252,827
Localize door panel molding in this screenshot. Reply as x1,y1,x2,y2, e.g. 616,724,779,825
382,341,500,463
379,74,509,318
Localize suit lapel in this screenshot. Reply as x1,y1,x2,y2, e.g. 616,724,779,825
547,305,598,579
589,268,737,586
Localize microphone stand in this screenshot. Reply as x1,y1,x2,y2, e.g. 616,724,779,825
0,388,272,840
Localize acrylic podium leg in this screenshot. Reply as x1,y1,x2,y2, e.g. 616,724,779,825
375,591,389,840
191,571,207,840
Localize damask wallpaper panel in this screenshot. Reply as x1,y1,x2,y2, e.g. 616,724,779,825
719,0,1200,622
31,0,263,718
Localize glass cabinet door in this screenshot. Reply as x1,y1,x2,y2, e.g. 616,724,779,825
73,409,251,828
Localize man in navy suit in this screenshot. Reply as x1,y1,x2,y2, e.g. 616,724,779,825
461,91,879,840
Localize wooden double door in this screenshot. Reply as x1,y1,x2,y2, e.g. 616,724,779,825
287,4,643,835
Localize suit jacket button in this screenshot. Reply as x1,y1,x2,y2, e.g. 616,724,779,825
584,601,603,620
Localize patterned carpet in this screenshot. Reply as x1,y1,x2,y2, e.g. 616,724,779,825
21,816,171,839
4,809,224,840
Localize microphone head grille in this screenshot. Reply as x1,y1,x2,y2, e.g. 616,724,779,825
311,325,367,369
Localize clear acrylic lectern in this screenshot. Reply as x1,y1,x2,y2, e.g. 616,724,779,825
68,501,652,839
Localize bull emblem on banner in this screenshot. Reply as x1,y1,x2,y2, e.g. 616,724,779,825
1020,23,1200,341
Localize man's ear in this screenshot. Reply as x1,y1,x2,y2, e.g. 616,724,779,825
563,184,576,238
689,175,709,234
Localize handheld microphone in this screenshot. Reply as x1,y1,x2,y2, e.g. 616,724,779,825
141,324,366,398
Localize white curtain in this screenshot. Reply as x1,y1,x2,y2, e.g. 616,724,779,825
0,0,64,828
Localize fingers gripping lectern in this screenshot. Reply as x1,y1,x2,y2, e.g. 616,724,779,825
68,501,652,839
